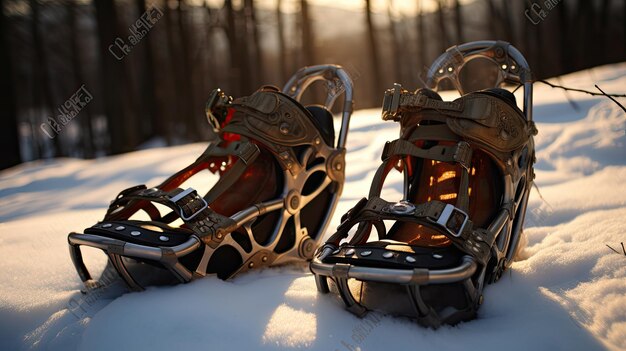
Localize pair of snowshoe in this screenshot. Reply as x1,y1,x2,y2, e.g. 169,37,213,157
68,41,537,327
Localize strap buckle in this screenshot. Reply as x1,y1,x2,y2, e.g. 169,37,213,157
169,188,208,221
382,83,403,121
433,204,468,238
453,141,472,171
205,88,232,131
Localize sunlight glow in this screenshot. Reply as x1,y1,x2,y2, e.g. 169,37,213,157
437,171,456,183
439,193,457,200
262,304,317,347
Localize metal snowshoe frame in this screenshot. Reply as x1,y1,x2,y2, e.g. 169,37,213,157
310,41,535,326
68,65,354,291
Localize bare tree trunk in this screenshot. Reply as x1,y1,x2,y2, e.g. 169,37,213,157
557,0,571,73
575,0,595,69
436,0,449,53
0,0,20,169
522,0,534,73
30,0,61,157
136,0,159,142
453,0,463,43
300,0,315,65
365,0,382,106
599,0,612,63
501,0,515,43
224,0,239,92
177,0,199,140
94,0,134,154
276,0,287,83
486,0,499,42
245,0,263,85
416,0,427,76
387,0,402,80
66,0,94,158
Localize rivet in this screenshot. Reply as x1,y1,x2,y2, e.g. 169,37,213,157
130,231,141,236
360,250,372,257
405,256,416,263
389,201,415,215
248,262,255,268
334,162,342,171
382,251,394,259
314,138,321,145
159,235,169,242
216,232,223,239
115,226,125,231
279,123,290,135
433,254,443,259
290,196,300,209
262,256,268,262
102,223,112,228
345,248,355,256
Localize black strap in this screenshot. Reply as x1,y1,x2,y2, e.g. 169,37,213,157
381,139,472,171
106,187,237,244
331,196,496,264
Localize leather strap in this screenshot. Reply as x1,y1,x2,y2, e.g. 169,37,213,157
382,87,463,121
381,139,472,171
198,141,260,204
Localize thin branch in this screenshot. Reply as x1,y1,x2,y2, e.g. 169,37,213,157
595,84,626,113
535,79,626,98
606,244,621,254
606,242,626,256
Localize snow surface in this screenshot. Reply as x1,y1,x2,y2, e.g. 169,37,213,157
1,63,626,351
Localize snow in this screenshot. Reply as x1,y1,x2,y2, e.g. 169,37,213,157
1,63,626,351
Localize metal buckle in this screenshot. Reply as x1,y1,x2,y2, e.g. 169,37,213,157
205,88,232,130
434,204,469,238
382,83,403,121
453,141,472,171
169,188,208,221
387,200,416,215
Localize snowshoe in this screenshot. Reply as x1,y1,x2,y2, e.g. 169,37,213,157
68,64,354,291
310,41,537,327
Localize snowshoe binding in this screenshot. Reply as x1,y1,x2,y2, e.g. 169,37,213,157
68,64,354,291
310,41,537,327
